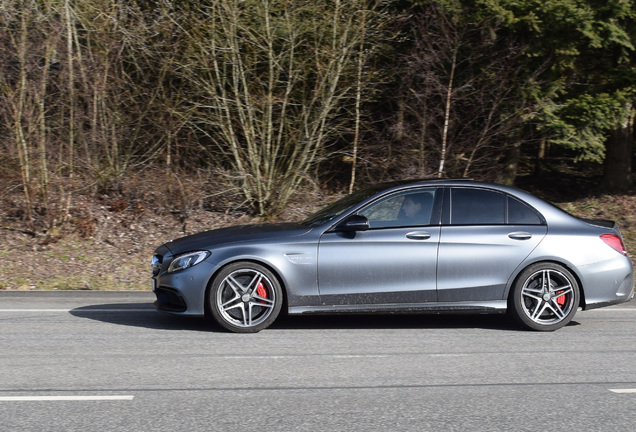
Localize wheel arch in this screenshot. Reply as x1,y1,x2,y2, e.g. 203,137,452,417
506,259,586,308
203,258,290,319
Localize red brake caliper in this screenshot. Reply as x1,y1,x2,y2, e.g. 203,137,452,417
555,290,565,307
256,282,268,298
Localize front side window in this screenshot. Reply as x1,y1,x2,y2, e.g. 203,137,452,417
301,185,385,227
360,189,436,229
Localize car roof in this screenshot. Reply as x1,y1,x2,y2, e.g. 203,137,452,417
356,179,579,226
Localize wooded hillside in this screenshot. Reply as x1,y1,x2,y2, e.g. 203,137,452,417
1,0,635,235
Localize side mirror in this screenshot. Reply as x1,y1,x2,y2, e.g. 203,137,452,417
336,215,370,232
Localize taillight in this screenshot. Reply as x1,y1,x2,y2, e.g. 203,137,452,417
600,234,627,256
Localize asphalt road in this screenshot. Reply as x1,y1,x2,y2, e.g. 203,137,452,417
1,291,635,432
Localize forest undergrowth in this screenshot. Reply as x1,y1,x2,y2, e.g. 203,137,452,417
1,171,634,291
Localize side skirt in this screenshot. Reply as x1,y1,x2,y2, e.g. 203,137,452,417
288,301,508,315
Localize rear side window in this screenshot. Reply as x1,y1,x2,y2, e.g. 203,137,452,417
451,188,505,225
507,197,542,225
448,188,544,225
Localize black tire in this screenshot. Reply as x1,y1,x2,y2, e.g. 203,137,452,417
509,262,580,331
209,261,282,333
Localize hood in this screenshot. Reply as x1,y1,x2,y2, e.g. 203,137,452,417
161,223,312,255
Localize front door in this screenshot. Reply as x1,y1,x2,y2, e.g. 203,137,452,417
318,188,440,305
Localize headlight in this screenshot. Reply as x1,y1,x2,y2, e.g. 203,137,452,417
167,251,210,273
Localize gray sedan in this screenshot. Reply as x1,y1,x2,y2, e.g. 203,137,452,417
151,180,634,332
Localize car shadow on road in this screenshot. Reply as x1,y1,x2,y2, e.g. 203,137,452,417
69,304,213,332
271,313,573,332
70,303,580,332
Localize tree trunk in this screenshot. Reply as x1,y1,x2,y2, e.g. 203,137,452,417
602,113,634,192
499,142,520,186
438,46,457,178
349,4,367,194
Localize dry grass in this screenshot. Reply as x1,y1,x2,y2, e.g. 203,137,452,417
559,194,636,256
1,176,634,291
0,168,336,291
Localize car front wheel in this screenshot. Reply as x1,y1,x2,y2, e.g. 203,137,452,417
209,262,282,333
509,263,580,331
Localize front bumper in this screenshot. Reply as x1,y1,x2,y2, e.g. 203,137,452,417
153,286,188,312
151,250,217,316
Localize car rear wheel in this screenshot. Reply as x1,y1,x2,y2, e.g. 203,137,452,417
509,263,579,331
209,262,282,333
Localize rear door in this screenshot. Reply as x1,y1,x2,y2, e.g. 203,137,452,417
436,187,547,302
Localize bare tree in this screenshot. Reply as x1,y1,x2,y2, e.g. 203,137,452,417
368,4,526,181
180,0,389,215
0,0,187,230
0,1,66,228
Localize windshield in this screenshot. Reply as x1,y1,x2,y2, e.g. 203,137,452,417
300,186,385,227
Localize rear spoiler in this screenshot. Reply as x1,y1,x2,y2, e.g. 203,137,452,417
581,218,617,230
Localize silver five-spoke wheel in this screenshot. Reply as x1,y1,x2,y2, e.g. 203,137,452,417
209,262,282,333
510,263,579,331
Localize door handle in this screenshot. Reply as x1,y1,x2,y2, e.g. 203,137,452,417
406,232,431,240
508,232,532,240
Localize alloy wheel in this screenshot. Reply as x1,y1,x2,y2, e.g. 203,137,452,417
520,269,576,326
215,267,278,329
510,263,580,331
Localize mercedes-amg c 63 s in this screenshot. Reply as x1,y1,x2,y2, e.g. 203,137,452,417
151,180,634,332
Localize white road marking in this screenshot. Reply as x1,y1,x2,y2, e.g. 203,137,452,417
591,308,636,312
0,395,134,401
220,354,391,359
2,308,630,312
609,389,636,394
4,307,631,313
0,309,153,313
215,354,468,360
